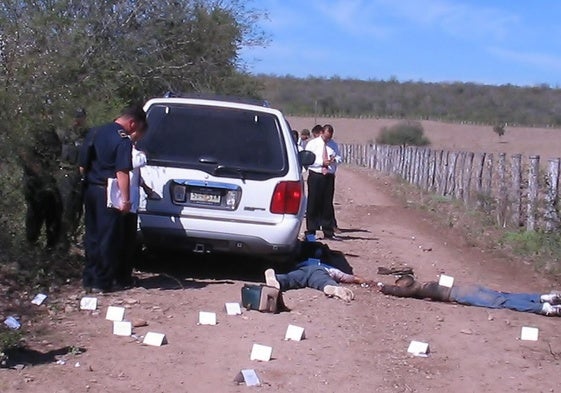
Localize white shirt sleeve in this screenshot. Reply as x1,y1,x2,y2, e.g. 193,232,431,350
132,147,147,169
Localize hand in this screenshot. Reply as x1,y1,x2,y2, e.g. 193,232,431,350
146,189,162,200
360,280,376,288
120,200,131,213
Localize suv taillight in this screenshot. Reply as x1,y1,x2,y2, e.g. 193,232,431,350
270,181,302,214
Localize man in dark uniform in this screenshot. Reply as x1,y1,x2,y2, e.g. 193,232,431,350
79,104,147,292
59,108,88,248
20,124,63,249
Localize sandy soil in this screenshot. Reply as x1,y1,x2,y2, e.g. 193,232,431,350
288,116,561,161
2,163,561,393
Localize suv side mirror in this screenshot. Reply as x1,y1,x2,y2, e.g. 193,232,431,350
299,150,315,167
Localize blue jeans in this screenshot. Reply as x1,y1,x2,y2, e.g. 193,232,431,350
276,265,337,292
450,284,542,314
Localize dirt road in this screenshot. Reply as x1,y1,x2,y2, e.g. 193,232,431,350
2,166,561,393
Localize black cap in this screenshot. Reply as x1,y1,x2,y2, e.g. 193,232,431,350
75,108,87,119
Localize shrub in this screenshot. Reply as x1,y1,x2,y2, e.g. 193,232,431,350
1,329,23,366
375,120,430,146
493,123,506,138
502,230,561,273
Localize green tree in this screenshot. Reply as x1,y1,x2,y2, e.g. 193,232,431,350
375,120,431,146
0,0,267,129
0,0,267,255
493,123,506,139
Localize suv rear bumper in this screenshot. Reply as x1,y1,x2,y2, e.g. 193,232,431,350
139,214,301,257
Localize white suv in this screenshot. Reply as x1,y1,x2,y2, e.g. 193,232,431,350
137,95,314,261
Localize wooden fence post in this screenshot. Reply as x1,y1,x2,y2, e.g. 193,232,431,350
379,145,386,172
474,153,485,206
509,154,522,228
463,152,474,206
526,155,540,231
361,144,366,166
422,148,431,190
403,147,411,181
418,148,426,187
455,152,466,200
436,150,447,196
413,147,423,186
385,145,391,173
482,153,494,209
408,147,416,183
388,145,395,174
368,145,374,169
496,153,507,227
407,147,414,183
388,145,395,175
382,145,388,173
544,158,560,232
428,149,437,192
446,151,458,196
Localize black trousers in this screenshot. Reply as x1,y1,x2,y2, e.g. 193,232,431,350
83,184,123,290
24,180,63,248
306,171,335,237
57,168,84,245
116,212,139,285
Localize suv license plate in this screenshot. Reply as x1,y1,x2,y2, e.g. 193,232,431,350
190,192,220,204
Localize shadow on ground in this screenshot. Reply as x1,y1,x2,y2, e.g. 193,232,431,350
133,240,358,288
3,346,87,368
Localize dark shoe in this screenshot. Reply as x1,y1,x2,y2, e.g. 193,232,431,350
324,234,342,241
90,287,111,295
114,277,137,290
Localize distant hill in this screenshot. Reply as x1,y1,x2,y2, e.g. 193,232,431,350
255,75,561,127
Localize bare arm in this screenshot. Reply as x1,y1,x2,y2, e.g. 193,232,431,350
116,170,131,213
325,267,374,285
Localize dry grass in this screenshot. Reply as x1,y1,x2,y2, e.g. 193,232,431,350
288,116,561,161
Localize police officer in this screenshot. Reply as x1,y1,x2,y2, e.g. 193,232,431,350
59,108,88,248
20,123,64,248
79,104,147,293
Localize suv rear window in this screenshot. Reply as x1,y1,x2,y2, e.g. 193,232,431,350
138,104,288,178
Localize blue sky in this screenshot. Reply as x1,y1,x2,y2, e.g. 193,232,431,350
240,0,561,87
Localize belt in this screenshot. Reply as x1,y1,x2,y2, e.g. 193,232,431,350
309,170,334,176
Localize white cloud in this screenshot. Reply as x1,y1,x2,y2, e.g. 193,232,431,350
488,47,561,71
371,0,519,42
310,0,392,39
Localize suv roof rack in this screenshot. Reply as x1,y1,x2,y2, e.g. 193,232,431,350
162,91,270,107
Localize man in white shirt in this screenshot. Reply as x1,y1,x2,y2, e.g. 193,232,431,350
304,124,342,240
115,128,159,289
326,131,342,232
298,128,311,150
